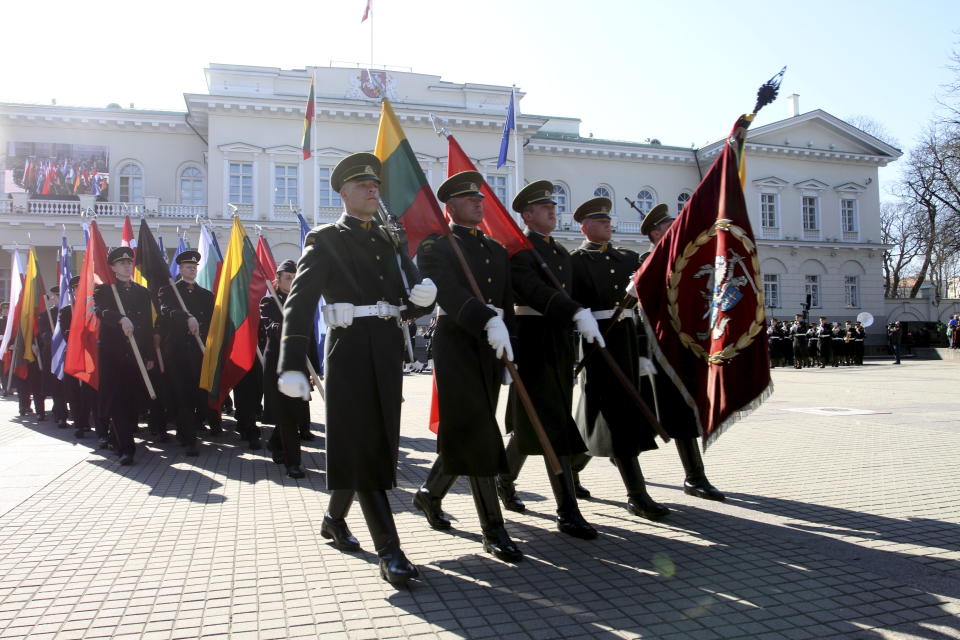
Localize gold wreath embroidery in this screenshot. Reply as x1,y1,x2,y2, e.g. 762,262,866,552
666,219,765,364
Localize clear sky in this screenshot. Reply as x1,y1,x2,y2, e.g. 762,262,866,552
2,0,958,193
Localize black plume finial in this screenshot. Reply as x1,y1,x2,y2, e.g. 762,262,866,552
753,66,787,115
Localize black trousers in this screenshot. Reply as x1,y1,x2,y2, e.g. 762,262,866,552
16,367,44,415
66,375,99,431
268,394,309,465
234,366,263,441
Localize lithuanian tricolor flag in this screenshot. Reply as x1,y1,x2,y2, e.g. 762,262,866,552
199,217,267,406
374,99,447,257
301,77,315,160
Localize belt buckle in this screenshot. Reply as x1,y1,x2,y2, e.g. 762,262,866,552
376,300,392,319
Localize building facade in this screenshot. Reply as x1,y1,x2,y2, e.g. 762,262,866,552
1,63,907,333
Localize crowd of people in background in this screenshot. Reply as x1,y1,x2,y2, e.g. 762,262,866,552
768,315,866,368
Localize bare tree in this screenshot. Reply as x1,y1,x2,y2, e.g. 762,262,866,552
881,201,924,297
846,114,901,149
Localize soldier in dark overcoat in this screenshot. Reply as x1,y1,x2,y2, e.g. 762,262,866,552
158,250,214,456
410,171,522,562
261,259,319,479
569,197,670,521
277,153,436,587
495,180,606,540
94,247,155,465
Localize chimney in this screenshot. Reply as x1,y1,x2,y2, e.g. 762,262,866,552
787,93,800,117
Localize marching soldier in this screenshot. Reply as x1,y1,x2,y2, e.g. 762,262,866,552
816,317,833,368
789,314,808,369
831,321,844,367
569,197,670,521
41,288,68,428
410,171,523,562
262,259,319,479
767,319,783,367
158,250,214,457
624,204,724,501
277,153,437,587
853,321,866,365
495,180,605,540
94,247,155,465
806,324,820,367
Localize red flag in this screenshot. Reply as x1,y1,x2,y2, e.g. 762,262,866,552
428,371,440,434
121,216,135,248
446,135,533,257
361,0,371,22
64,220,114,389
255,235,277,278
634,115,770,448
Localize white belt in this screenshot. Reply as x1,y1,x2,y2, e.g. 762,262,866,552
592,308,636,321
323,301,403,319
514,305,542,316
437,304,503,318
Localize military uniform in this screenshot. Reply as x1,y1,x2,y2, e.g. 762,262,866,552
59,293,104,440
569,196,670,520
277,153,434,586
853,323,865,365
409,172,522,562
789,318,808,369
94,248,155,464
495,180,599,540
262,273,319,477
158,252,214,455
816,321,833,368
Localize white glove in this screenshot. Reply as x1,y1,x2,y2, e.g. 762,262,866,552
119,316,134,337
186,315,200,336
330,303,355,328
573,308,606,348
502,363,513,385
484,315,514,361
278,371,311,400
625,275,639,299
638,356,657,377
408,278,437,307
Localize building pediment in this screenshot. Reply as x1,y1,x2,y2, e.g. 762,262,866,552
794,179,829,191
264,145,302,155
745,110,901,158
752,176,789,190
834,181,867,194
218,142,263,153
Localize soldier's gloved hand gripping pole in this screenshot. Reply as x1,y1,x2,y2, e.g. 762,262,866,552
265,279,325,401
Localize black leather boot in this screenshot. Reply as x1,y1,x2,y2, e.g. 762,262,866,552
676,438,725,501
570,453,592,498
358,490,418,587
321,489,360,552
547,457,598,540
469,476,522,562
412,457,456,530
495,435,527,513
614,456,670,521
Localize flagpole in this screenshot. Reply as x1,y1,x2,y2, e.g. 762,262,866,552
109,284,157,400
369,0,374,68
511,86,521,199
167,276,207,353
313,68,319,227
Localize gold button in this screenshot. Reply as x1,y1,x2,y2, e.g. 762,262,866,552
376,255,381,261
559,265,563,271
613,284,619,289
562,284,566,289
605,256,611,260
371,237,375,242
610,269,615,273
487,277,492,283
487,298,493,303
379,275,384,280
485,259,490,264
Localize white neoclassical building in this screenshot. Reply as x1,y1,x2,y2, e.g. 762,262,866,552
0,63,903,334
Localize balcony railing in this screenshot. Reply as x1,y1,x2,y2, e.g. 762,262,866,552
761,227,781,240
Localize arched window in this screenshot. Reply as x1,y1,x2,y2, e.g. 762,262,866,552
594,185,612,199
118,163,143,203
179,166,205,205
677,191,691,213
553,182,569,214
636,188,656,215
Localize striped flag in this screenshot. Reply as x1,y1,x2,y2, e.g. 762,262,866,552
0,250,24,376
50,234,73,380
199,217,267,406
196,223,223,292
301,77,315,160
170,233,187,279
374,98,447,257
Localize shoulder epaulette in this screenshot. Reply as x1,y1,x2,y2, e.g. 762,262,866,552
304,224,335,247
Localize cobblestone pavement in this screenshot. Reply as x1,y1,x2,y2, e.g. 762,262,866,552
0,359,958,639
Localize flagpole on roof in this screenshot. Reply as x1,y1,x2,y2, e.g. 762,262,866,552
511,86,521,207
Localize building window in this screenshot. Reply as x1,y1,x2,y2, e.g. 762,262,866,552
487,174,508,203
636,189,655,215
845,275,860,307
805,275,821,308
274,164,299,206
841,199,858,232
677,191,691,213
318,167,343,208
763,273,780,308
228,162,253,204
0,265,9,303
802,196,819,230
118,163,144,203
760,193,778,227
553,183,568,214
179,167,205,205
